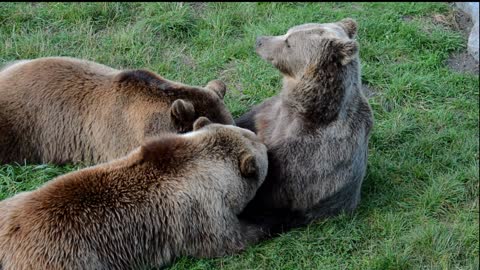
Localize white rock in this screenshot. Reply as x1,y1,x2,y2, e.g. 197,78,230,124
455,2,479,62
469,21,479,61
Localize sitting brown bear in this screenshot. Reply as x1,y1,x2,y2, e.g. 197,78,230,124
0,117,268,270
0,57,234,165
236,19,374,233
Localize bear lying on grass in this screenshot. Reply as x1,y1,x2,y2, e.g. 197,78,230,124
0,57,234,165
237,18,374,233
0,117,267,270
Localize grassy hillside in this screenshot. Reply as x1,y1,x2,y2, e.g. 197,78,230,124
1,3,478,269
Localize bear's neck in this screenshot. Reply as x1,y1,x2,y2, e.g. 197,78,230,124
281,60,359,125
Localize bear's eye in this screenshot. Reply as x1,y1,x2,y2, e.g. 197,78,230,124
285,39,291,48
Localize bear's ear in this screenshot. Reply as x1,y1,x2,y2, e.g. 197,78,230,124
171,99,195,123
333,39,359,65
337,18,358,39
239,153,257,178
205,79,227,99
193,116,212,131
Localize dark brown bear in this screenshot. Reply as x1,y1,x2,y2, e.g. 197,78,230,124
0,57,234,164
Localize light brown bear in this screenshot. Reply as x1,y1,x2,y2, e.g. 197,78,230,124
0,117,268,270
236,19,374,233
0,57,234,165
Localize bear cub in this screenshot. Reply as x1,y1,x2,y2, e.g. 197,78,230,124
237,18,374,233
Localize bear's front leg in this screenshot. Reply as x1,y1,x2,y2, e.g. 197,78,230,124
235,96,279,133
215,219,267,257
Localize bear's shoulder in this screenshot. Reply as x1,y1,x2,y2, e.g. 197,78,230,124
114,69,167,88
112,69,197,99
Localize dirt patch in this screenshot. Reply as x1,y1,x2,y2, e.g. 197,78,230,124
451,9,473,37
443,5,479,74
431,8,473,38
406,9,471,37
445,52,479,75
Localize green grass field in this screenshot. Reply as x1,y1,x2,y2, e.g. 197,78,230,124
1,2,478,269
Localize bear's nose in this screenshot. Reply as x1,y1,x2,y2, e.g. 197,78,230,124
255,37,263,48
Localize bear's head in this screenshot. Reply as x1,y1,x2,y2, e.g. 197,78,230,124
168,79,235,133
190,117,268,214
138,117,267,214
255,18,359,79
114,70,235,134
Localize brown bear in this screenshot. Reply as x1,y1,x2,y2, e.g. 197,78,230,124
236,18,374,233
0,117,268,270
0,57,234,165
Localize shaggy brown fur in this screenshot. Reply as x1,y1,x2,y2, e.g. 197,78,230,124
236,19,374,233
0,118,268,270
0,57,234,165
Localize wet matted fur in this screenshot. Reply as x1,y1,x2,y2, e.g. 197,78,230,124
237,18,374,233
0,57,234,165
0,118,268,270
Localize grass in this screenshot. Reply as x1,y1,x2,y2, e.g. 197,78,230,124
0,2,478,269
